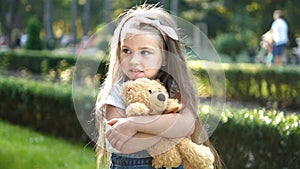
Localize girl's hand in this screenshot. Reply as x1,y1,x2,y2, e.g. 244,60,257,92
105,118,137,151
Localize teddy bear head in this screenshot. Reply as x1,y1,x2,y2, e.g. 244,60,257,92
121,78,169,114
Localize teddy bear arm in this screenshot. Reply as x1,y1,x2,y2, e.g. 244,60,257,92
164,99,181,114
177,138,215,169
147,138,183,168
126,102,150,116
152,147,182,168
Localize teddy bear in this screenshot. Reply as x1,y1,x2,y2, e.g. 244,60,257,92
121,78,215,169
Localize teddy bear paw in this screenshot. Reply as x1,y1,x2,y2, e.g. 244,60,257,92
126,102,150,116
152,148,182,169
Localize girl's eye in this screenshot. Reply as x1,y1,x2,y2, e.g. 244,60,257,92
140,50,150,55
122,48,131,54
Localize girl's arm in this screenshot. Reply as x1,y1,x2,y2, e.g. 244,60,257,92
105,105,162,153
106,105,196,152
118,133,161,154
130,107,196,138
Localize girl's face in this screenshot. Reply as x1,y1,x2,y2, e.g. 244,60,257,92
119,33,165,80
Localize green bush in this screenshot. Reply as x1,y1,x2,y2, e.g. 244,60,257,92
25,17,43,50
0,77,299,169
204,107,300,169
0,49,108,84
190,62,300,109
3,50,298,110
223,64,300,109
0,49,75,74
214,33,246,62
0,76,88,141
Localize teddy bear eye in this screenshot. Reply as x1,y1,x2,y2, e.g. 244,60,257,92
148,90,152,94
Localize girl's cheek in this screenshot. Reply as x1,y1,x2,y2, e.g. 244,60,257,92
145,69,160,79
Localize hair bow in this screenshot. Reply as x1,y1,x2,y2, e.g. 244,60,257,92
131,16,179,41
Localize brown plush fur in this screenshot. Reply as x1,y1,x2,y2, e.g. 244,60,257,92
121,78,214,169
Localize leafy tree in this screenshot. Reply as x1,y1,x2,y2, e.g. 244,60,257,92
1,0,300,51
25,17,43,50
285,0,300,46
214,33,246,61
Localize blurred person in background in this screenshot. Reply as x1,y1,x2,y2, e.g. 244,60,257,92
293,37,300,64
269,10,288,66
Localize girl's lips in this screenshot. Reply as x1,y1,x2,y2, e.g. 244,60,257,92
129,69,143,76
130,69,143,73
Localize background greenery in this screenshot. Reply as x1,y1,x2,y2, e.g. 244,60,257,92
1,0,300,59
0,120,96,169
0,74,298,168
0,50,299,168
1,0,300,168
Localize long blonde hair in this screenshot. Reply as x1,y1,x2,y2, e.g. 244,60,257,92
95,3,222,169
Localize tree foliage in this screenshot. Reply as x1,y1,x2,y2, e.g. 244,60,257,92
0,0,299,50
25,17,43,50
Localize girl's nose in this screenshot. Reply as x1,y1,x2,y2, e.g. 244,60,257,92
129,52,141,65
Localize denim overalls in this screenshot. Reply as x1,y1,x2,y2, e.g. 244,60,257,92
110,153,184,169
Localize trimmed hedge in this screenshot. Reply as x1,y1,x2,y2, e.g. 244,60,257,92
208,107,300,169
1,50,299,109
190,61,300,109
0,50,75,73
0,76,87,141
0,50,108,78
0,76,299,168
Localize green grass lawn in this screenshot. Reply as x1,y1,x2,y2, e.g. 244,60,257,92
0,120,96,169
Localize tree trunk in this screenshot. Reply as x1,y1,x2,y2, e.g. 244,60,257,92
103,0,114,34
71,0,78,47
171,0,179,16
103,0,112,23
1,0,20,48
44,0,54,40
83,0,91,37
44,0,54,49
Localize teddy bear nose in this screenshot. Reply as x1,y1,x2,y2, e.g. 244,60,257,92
157,93,166,101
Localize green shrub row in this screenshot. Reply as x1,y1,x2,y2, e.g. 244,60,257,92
0,50,108,78
0,76,88,141
190,62,300,109
199,105,300,169
0,76,299,168
217,109,299,169
0,50,75,73
1,50,300,109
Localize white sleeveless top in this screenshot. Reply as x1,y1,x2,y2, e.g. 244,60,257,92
105,82,151,158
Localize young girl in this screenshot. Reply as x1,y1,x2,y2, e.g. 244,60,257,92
95,4,222,169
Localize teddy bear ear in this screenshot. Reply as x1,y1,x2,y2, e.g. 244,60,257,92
122,79,136,88
121,80,134,97
154,79,163,85
163,99,182,114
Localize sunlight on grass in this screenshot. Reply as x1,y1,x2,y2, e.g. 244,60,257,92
0,121,96,169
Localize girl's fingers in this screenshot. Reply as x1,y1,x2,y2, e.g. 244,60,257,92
106,127,130,151
107,119,118,126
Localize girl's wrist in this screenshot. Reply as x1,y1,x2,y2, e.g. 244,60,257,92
128,114,180,137
127,116,143,133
